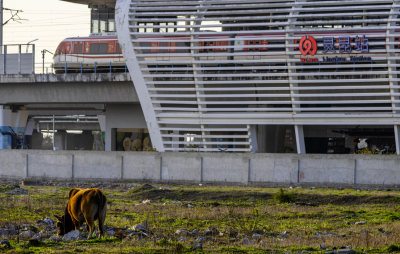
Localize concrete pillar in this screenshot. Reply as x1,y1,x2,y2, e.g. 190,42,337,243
98,114,108,150
105,126,112,151
0,105,29,149
0,105,9,149
395,125,400,155
294,125,306,154
54,130,66,150
249,125,258,153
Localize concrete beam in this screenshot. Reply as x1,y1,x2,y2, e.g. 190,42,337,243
0,78,138,104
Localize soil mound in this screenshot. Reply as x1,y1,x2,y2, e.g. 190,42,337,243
129,184,156,194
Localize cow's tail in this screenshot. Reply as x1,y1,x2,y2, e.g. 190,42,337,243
96,190,107,237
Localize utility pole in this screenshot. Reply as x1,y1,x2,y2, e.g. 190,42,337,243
0,2,26,47
0,0,3,52
41,49,53,73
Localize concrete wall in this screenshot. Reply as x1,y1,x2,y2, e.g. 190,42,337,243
1,150,400,187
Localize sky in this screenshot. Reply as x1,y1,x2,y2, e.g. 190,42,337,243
3,0,90,73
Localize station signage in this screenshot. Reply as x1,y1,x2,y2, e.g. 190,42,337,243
299,35,371,63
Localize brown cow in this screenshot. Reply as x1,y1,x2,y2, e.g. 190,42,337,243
55,188,107,239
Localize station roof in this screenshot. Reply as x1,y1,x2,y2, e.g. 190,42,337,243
61,0,116,7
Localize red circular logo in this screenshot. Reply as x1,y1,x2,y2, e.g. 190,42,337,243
299,35,317,56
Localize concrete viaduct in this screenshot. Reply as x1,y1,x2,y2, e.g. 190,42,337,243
0,73,146,151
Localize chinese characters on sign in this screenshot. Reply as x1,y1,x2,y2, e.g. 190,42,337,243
323,35,369,53
299,35,370,63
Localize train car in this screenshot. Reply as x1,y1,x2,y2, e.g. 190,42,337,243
53,34,126,73
53,33,275,73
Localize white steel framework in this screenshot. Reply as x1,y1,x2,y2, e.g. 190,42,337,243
116,0,400,153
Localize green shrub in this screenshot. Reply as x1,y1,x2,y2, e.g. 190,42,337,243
273,188,295,203
386,244,400,252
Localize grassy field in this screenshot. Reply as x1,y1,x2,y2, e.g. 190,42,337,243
1,183,400,253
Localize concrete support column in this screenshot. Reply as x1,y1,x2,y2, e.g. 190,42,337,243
395,125,400,155
0,105,8,149
105,127,112,151
295,125,306,154
249,125,258,153
0,105,29,149
54,130,66,150
98,114,107,150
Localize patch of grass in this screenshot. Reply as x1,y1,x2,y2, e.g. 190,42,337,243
290,246,319,252
75,237,119,245
4,183,400,253
218,246,271,253
341,209,358,218
0,186,15,192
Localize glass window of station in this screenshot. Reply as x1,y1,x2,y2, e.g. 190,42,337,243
91,7,115,34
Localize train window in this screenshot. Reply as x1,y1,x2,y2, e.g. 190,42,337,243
109,19,115,32
147,24,153,33
138,22,153,33
159,23,174,33
160,23,167,33
90,43,108,54
100,20,107,33
167,23,175,33
92,19,99,33
138,23,145,33
74,44,78,54
61,44,65,54
79,43,83,54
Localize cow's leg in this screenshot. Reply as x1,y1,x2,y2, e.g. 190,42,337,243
98,213,105,238
98,203,106,238
85,218,95,239
72,219,80,231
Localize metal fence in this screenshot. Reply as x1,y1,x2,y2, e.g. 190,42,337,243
0,44,35,74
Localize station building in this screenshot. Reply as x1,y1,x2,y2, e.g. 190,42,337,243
114,0,400,154
3,0,398,154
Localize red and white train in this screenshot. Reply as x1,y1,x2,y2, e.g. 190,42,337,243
53,34,271,73
53,35,125,73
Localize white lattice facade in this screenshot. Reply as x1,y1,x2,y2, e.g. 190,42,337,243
116,0,400,153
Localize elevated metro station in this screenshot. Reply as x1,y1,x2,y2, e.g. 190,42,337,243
115,0,400,154
1,0,400,155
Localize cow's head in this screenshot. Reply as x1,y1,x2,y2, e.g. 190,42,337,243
55,215,65,235
55,214,74,235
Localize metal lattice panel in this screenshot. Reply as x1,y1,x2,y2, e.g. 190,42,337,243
116,0,400,152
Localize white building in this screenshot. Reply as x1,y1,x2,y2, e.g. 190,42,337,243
115,0,400,154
